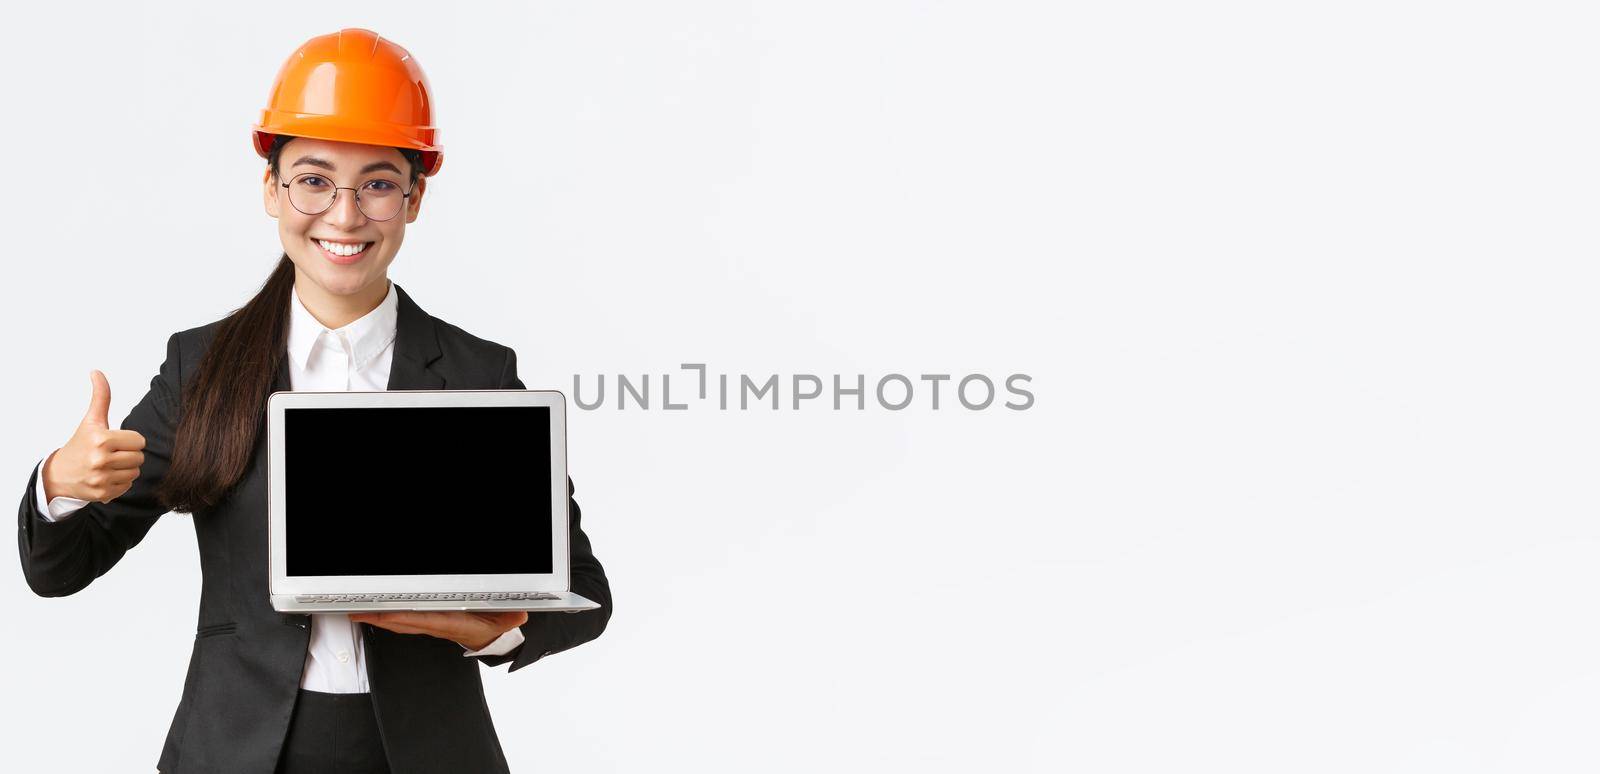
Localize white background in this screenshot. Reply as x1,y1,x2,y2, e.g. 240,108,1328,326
1,1,1593,772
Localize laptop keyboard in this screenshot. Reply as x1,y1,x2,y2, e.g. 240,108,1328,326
293,592,561,603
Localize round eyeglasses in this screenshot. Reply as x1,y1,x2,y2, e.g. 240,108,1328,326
281,172,414,222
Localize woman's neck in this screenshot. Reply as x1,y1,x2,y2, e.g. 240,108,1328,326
292,273,390,330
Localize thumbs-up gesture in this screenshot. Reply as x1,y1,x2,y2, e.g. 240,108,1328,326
41,370,148,504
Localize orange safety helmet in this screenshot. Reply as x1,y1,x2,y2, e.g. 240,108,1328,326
252,28,443,176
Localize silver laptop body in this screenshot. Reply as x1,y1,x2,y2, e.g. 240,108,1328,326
267,389,598,614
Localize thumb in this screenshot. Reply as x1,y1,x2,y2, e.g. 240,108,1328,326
82,369,111,429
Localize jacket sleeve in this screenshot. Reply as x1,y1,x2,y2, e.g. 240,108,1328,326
473,347,613,672
17,333,183,597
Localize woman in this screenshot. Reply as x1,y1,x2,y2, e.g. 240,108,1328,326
16,28,611,774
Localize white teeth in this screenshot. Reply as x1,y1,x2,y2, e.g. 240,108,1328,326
317,239,369,257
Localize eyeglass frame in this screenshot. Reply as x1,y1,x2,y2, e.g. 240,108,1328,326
278,171,418,222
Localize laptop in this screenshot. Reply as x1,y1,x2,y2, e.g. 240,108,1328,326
266,389,599,614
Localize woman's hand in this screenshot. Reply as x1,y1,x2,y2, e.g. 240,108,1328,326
349,610,529,651
42,370,147,503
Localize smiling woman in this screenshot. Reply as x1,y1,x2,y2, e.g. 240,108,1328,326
18,27,611,774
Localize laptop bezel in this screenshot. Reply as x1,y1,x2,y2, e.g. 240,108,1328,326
266,389,570,595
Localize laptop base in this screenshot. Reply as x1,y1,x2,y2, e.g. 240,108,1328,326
270,591,598,614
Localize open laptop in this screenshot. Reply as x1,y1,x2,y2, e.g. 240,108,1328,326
266,389,599,614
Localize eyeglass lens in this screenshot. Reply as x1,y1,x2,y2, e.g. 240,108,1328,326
287,173,407,221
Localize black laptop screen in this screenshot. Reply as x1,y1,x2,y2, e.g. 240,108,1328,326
284,405,555,576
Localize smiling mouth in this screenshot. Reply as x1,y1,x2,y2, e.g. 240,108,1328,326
315,238,372,258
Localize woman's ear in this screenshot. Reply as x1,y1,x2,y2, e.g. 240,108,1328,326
263,167,282,219
404,176,427,224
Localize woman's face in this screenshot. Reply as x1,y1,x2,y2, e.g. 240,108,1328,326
263,137,426,300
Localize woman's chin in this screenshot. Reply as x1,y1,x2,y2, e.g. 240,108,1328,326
287,252,390,296
299,268,374,297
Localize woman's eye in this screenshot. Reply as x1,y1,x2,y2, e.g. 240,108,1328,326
297,176,330,188
364,180,398,192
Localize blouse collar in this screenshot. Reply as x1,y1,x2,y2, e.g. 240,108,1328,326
287,280,400,372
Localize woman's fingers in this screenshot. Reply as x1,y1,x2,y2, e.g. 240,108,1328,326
350,610,528,645
102,429,146,451
353,611,469,639
106,450,145,470
355,611,454,628
359,619,437,637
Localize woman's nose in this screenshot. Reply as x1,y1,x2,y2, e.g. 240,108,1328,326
321,188,367,229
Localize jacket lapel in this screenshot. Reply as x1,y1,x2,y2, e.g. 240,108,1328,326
387,282,446,390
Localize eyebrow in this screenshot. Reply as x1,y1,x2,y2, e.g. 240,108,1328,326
289,157,405,176
290,156,335,171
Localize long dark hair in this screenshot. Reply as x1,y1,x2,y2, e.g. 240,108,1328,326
157,135,424,513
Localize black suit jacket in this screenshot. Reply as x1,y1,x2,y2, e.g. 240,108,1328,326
16,283,612,773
